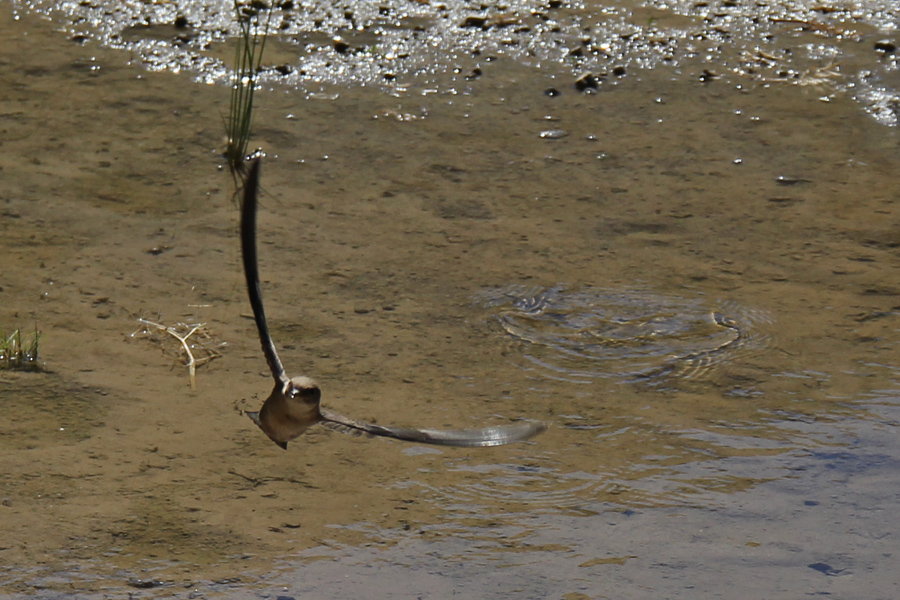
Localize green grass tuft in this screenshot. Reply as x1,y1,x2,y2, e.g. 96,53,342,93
0,327,42,371
224,0,273,186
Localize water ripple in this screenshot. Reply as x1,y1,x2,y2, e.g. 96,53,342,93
475,285,772,386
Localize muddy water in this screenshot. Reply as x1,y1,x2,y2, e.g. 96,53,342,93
2,1,900,598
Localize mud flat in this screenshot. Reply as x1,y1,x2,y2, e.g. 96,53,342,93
1,1,900,598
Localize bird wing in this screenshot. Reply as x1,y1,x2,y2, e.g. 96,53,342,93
319,408,546,447
240,158,289,385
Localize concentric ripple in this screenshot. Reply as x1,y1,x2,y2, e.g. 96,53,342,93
475,285,771,385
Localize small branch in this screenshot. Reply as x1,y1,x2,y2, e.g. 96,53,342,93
133,318,224,389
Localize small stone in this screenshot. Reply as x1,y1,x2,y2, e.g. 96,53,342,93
612,65,626,77
461,16,488,28
544,87,561,97
128,579,164,589
539,129,568,139
874,39,896,54
574,72,599,91
808,562,843,576
775,175,809,185
333,37,351,53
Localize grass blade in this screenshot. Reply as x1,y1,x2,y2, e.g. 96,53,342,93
225,0,273,186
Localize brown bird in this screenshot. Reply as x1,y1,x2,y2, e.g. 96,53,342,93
239,158,546,449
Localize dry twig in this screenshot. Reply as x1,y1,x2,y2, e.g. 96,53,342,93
132,318,225,389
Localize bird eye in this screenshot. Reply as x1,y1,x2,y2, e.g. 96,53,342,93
288,385,320,403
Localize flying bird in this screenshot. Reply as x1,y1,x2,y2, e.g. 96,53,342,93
239,158,546,449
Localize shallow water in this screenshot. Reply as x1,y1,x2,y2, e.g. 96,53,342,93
1,0,900,598
15,0,900,124
474,284,771,385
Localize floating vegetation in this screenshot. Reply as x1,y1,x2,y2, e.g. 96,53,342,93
224,0,273,186
131,318,226,389
0,327,41,371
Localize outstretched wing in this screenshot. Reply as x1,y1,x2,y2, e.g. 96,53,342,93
319,408,546,447
240,158,289,385
240,158,546,449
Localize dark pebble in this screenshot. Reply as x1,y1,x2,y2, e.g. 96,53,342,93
874,39,896,53
807,562,842,576
462,16,488,28
575,72,599,91
333,38,351,53
128,579,164,589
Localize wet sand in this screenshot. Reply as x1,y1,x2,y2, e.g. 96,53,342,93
2,1,900,598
